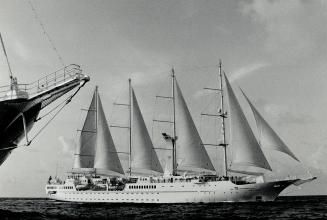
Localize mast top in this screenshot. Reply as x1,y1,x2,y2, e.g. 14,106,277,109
95,86,99,98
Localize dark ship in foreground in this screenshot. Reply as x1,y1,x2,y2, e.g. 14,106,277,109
0,33,89,165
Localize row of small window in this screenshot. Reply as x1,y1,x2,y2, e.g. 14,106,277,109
47,186,57,189
65,192,160,195
61,186,73,189
66,198,160,202
128,185,156,189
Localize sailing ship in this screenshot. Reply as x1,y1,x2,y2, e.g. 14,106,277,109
0,33,89,165
46,62,315,203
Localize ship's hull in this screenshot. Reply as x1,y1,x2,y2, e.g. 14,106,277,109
0,100,41,164
0,74,89,165
46,179,296,203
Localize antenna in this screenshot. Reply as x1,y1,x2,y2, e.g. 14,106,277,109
0,33,14,85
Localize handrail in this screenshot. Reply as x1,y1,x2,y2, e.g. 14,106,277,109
0,64,85,101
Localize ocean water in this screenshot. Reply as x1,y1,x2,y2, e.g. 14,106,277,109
0,196,326,219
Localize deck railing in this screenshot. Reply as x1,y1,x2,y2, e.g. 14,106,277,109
0,64,84,101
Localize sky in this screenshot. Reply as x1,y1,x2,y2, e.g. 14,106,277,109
0,0,327,197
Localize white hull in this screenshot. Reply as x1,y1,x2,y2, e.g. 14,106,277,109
46,179,295,203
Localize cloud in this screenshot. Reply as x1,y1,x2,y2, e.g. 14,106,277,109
179,0,201,20
215,25,230,35
194,61,269,99
240,0,327,62
307,144,327,173
58,136,76,156
263,103,314,126
230,62,269,82
193,88,216,99
13,40,29,61
106,67,171,105
129,69,167,87
0,65,10,85
7,36,49,66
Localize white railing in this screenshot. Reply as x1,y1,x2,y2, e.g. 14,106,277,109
0,64,84,101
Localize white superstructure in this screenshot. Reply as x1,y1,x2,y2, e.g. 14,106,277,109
46,62,315,203
46,174,302,203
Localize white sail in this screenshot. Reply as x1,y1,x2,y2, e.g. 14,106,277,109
73,90,97,169
131,89,163,174
240,89,299,162
94,92,125,176
175,80,215,172
224,74,272,171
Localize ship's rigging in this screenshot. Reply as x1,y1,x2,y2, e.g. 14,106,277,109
0,3,90,165
28,0,66,67
151,61,307,179
0,33,14,86
73,84,163,176
45,64,316,203
201,60,229,176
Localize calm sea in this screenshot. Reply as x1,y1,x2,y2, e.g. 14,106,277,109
0,196,326,219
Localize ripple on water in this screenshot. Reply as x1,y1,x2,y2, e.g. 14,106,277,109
0,196,326,219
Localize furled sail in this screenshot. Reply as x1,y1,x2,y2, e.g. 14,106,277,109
240,89,299,161
73,89,97,169
94,92,125,176
131,89,163,174
224,74,272,171
175,80,215,172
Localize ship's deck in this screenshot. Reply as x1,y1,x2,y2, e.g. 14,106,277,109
0,64,84,101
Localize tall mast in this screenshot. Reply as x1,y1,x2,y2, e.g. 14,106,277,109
95,86,98,132
171,68,177,176
95,86,98,175
128,78,132,176
0,33,14,86
218,60,228,176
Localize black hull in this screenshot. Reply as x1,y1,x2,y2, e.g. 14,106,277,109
0,100,41,164
0,75,89,165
